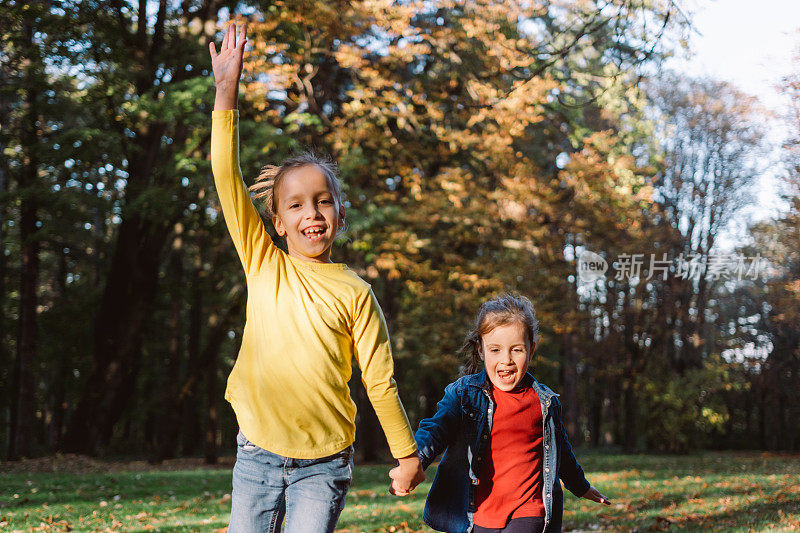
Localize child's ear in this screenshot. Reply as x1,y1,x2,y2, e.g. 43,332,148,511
338,205,346,228
272,214,286,236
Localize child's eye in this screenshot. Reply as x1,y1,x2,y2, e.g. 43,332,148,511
319,199,333,205
289,203,301,209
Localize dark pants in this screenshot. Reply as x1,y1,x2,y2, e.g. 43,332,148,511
473,516,546,533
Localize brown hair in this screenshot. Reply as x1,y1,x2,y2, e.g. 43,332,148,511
461,293,541,375
249,150,345,218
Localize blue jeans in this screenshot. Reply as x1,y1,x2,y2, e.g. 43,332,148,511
228,431,353,532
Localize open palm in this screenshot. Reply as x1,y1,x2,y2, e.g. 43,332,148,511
209,23,247,87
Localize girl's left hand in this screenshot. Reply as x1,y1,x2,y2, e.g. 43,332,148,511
582,485,611,505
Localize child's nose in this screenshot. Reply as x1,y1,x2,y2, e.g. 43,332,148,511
303,204,323,219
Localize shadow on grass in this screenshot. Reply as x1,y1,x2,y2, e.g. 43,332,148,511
627,482,780,514
565,484,800,532
0,470,233,505
653,496,800,531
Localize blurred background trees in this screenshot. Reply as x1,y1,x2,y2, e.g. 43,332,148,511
1,0,798,461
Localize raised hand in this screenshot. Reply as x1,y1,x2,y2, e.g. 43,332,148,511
209,22,247,110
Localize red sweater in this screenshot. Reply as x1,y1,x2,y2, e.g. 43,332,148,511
474,385,545,528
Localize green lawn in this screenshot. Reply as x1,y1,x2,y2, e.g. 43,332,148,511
1,452,798,532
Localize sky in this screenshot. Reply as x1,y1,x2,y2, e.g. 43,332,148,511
677,0,800,111
665,0,800,238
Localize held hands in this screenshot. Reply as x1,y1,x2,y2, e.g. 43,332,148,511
388,453,425,497
582,485,611,505
209,22,247,111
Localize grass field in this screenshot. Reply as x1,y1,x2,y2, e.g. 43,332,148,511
1,451,799,532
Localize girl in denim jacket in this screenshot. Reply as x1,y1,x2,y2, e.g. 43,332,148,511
397,294,609,533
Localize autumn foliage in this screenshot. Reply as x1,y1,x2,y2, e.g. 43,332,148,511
1,0,798,461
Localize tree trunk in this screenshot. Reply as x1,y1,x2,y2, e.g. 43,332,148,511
587,365,602,448
204,355,219,465
62,185,172,454
9,189,39,461
156,230,184,461
621,287,639,452
621,376,637,452
0,113,8,456
181,268,204,456
560,333,580,442
8,17,41,460
49,248,70,449
198,301,242,464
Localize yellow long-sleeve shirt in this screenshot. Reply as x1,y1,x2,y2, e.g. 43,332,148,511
210,110,416,459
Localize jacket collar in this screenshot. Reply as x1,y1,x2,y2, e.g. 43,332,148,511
466,370,559,402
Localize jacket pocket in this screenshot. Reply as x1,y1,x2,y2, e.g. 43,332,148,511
460,406,482,442
461,404,483,424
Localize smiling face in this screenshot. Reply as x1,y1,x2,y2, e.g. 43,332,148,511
272,165,345,263
481,321,534,391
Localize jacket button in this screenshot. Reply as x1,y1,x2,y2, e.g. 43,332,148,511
545,444,550,450
472,479,479,485
545,467,550,473
482,435,488,440
546,493,551,498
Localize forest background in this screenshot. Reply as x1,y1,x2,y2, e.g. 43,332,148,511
2,0,800,464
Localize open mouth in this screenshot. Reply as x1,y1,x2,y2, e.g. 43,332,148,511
496,368,517,385
302,226,327,242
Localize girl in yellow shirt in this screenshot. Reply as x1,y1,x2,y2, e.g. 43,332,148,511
208,23,424,532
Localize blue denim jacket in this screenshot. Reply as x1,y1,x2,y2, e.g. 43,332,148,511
415,371,590,533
